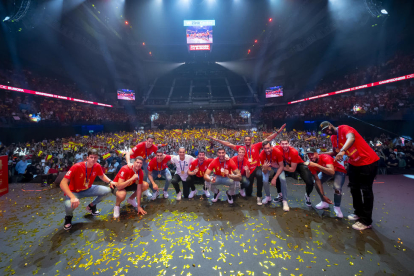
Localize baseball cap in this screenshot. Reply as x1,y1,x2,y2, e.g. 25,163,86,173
320,121,331,131
306,148,318,154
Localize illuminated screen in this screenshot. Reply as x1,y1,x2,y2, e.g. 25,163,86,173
265,86,283,98
117,89,135,101
186,26,213,44
189,44,211,51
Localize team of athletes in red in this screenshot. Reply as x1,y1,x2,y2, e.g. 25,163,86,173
60,121,379,231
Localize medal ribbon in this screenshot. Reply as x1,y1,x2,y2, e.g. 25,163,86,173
245,146,252,160
85,162,95,184
179,160,186,173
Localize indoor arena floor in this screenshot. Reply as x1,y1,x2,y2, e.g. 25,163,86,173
1,174,414,276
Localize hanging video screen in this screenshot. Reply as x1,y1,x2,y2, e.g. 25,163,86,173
117,89,135,101
186,26,213,44
265,86,283,98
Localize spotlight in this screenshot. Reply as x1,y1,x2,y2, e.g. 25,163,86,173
254,39,257,43
3,16,10,21
125,21,129,25
380,9,388,14
248,49,251,54
142,42,145,46
149,51,152,55
269,18,272,22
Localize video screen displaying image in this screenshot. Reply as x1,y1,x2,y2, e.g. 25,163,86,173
117,89,135,101
265,86,283,98
186,26,213,44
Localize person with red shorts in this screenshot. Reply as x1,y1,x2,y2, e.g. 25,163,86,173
276,139,332,207
306,148,347,218
208,123,286,205
60,149,114,230
230,147,250,198
321,121,379,230
111,156,149,218
188,150,213,198
125,135,158,198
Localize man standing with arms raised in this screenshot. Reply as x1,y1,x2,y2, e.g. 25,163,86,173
187,150,213,198
321,121,379,230
170,147,195,200
111,157,149,218
60,148,114,230
147,150,172,200
208,124,286,199
125,135,157,198
204,147,241,204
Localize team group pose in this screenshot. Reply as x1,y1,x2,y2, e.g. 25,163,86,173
60,123,378,231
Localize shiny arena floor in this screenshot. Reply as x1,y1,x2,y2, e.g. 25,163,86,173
1,175,413,276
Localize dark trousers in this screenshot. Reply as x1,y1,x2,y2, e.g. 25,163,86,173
246,166,263,197
171,174,190,198
348,161,377,225
276,163,322,197
186,175,208,191
240,175,250,190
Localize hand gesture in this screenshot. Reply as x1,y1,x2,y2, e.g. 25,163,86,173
322,195,333,205
308,161,318,167
193,168,199,174
335,151,345,162
71,197,80,209
211,176,216,183
243,166,249,173
137,206,147,216
223,169,229,176
131,174,139,181
109,182,117,189
271,177,277,186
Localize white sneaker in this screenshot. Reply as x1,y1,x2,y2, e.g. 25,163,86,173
239,188,246,197
262,196,272,204
144,189,152,198
283,200,290,212
176,191,182,201
211,191,220,202
348,214,359,221
113,206,120,218
163,191,169,199
304,193,311,206
204,189,211,198
151,190,159,200
334,206,343,218
257,197,262,206
352,221,372,231
127,198,137,208
189,190,197,199
226,191,233,204
315,201,329,210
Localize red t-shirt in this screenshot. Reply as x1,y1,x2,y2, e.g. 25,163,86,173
275,145,304,165
230,156,250,176
48,168,59,174
130,142,158,160
331,125,379,166
308,154,347,175
114,165,144,185
64,162,104,192
208,157,238,177
259,147,283,166
234,142,262,170
189,158,213,178
147,155,171,172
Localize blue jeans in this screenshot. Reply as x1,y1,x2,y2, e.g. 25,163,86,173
211,176,236,196
318,171,346,207
64,185,111,216
148,169,171,192
263,169,288,200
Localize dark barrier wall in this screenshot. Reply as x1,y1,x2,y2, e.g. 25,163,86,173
0,123,133,144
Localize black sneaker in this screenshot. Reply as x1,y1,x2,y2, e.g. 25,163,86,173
86,204,101,216
211,190,220,203
304,194,312,207
64,216,73,230
273,194,283,203
226,191,233,204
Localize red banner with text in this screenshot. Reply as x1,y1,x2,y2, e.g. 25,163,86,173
0,155,9,197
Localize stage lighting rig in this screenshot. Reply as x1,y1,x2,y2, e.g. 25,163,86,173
364,0,389,17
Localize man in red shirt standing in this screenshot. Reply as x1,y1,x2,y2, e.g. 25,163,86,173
111,156,149,218
259,141,289,211
125,135,158,198
230,147,250,198
306,148,347,218
208,124,285,199
277,139,332,207
188,150,214,198
204,148,241,204
147,150,171,200
321,121,379,230
60,149,115,230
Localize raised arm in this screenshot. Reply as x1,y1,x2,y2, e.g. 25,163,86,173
125,149,134,165
208,137,237,150
263,123,286,142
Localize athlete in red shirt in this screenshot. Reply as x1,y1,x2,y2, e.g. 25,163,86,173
147,150,171,200
60,149,114,230
204,148,241,204
277,139,332,207
321,121,378,230
259,141,289,211
208,123,286,199
307,148,347,218
230,147,250,198
111,156,149,218
188,150,214,198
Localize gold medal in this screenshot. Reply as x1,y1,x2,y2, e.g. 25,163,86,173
249,158,252,162
157,174,161,178
181,171,184,174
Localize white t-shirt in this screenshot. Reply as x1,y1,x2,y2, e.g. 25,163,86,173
75,153,83,162
171,154,195,181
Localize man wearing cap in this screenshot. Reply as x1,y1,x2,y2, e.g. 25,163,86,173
320,121,379,231
306,148,347,218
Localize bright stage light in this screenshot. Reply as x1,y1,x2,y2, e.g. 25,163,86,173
269,18,272,22
381,9,388,14
3,16,10,21
142,42,145,46
125,21,129,25
254,39,258,43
